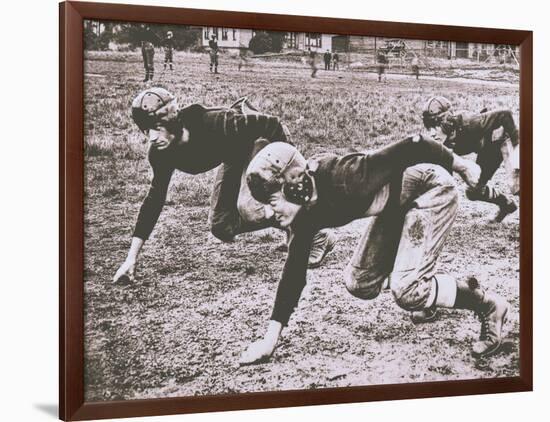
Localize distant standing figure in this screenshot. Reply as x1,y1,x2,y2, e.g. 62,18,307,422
377,50,388,82
238,48,249,71
411,56,420,80
163,31,175,71
323,50,332,70
138,25,160,82
308,49,318,78
209,34,219,74
332,52,340,70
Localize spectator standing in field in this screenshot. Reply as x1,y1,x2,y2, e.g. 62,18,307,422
308,48,318,78
411,56,420,80
138,25,160,82
238,48,249,71
208,34,219,74
163,31,175,71
377,50,388,82
323,50,332,71
332,52,340,70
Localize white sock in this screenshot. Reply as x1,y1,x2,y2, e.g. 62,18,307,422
434,274,458,308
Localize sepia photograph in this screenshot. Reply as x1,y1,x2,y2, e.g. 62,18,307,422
82,19,521,402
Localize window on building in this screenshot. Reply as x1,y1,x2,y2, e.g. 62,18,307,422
306,33,322,48
222,28,228,41
204,28,209,40
233,29,237,41
287,32,298,48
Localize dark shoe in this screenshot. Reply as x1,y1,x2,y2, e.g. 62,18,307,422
410,307,439,324
455,277,509,358
308,231,336,268
493,200,517,223
472,292,508,358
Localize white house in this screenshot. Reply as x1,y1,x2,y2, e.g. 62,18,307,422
284,32,334,53
202,27,254,48
202,28,334,52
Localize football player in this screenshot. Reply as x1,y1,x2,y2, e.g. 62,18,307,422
208,34,219,74
113,87,336,283
239,136,509,365
163,31,175,71
422,96,519,222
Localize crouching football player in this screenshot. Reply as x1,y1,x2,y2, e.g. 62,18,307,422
113,88,335,283
239,136,509,365
422,96,519,222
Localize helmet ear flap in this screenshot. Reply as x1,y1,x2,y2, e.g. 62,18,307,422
131,107,155,132
131,88,178,131
422,110,439,129
247,173,282,204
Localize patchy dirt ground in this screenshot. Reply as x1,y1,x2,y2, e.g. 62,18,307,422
83,51,520,402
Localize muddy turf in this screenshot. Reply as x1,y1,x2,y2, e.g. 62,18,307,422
83,51,520,401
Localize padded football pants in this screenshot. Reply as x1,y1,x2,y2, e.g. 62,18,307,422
343,164,459,311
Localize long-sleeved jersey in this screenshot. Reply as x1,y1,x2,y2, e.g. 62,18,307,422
269,136,454,326
163,37,175,51
133,104,289,240
136,27,160,46
441,109,519,155
208,39,218,51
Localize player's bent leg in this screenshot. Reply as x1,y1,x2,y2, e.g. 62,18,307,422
392,164,458,320
343,263,384,300
308,230,337,269
473,141,518,221
344,211,403,299
209,163,242,242
389,209,439,311
466,185,517,222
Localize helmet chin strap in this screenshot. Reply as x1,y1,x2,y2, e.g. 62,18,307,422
307,171,319,206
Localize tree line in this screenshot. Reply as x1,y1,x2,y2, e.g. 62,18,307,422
85,21,288,55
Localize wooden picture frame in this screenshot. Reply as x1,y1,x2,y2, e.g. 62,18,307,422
60,1,532,420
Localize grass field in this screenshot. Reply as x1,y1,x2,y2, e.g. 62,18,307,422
83,51,520,401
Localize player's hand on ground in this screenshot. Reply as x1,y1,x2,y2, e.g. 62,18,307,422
239,320,282,366
113,258,136,284
239,338,277,365
453,155,481,188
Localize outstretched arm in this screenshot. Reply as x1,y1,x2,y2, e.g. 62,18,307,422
113,161,174,283
239,226,315,365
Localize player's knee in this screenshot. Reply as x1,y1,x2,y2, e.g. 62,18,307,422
343,263,383,300
424,165,456,189
390,272,423,311
442,182,459,209
210,221,235,242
